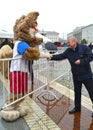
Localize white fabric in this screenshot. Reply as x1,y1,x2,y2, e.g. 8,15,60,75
10,41,28,72
36,33,51,43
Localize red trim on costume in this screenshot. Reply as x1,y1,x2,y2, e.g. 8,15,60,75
10,72,28,94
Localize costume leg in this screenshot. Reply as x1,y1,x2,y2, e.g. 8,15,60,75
5,93,24,109
28,60,34,84
28,60,34,98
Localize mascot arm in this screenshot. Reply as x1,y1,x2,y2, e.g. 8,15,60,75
17,41,50,60
17,41,40,60
24,47,40,60
24,47,51,60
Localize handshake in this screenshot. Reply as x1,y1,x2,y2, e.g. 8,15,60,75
40,51,52,60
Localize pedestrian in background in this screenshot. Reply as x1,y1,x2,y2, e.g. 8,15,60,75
88,42,93,51
48,36,93,117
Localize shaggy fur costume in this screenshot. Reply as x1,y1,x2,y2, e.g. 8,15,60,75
0,45,13,78
0,11,51,121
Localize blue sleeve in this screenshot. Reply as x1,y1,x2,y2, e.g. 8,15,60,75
17,41,29,55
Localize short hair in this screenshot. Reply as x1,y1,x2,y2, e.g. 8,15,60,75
67,36,78,42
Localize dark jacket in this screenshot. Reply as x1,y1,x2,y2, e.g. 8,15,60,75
51,43,93,81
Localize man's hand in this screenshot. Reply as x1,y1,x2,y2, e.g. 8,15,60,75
47,54,52,60
74,59,80,65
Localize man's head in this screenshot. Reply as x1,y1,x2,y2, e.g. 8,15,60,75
67,36,77,49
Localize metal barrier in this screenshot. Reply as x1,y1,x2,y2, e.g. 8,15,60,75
0,56,71,110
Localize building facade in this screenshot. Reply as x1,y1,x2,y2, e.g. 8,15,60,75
39,31,59,42
67,24,93,44
82,24,93,43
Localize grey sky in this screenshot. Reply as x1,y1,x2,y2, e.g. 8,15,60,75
0,0,93,38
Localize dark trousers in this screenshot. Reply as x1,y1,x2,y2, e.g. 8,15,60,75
73,78,93,109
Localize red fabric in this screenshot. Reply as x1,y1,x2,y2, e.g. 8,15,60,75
10,71,28,94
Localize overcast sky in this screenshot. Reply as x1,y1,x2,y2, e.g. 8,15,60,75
0,0,93,38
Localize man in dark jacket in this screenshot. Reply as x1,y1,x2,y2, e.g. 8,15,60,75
48,36,93,117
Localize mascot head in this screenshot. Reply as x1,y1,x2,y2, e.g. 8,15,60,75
13,11,42,47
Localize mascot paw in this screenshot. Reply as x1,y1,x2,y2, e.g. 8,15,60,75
40,52,51,58
0,110,20,122
15,105,29,117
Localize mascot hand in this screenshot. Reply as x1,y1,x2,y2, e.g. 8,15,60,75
40,52,52,58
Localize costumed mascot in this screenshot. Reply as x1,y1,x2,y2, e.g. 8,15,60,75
0,11,50,121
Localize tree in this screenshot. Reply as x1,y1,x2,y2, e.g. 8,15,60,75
81,39,87,44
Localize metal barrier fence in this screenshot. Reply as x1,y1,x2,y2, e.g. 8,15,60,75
0,54,71,110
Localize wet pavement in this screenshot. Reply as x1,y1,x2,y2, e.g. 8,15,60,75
34,81,93,130
0,117,29,130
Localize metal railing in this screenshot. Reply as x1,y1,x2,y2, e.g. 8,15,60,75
0,50,71,110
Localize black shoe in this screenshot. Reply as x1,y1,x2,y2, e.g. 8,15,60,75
69,108,81,114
